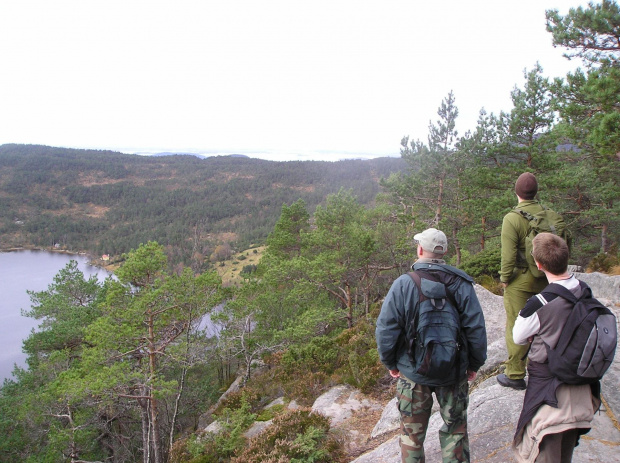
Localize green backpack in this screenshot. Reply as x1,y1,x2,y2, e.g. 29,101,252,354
512,207,572,278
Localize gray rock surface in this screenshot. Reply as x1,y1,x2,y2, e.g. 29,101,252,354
265,397,285,409
200,273,620,461
244,419,273,439
471,284,507,378
575,271,620,304
352,277,620,463
203,420,223,435
287,399,301,410
311,384,384,426
197,375,244,429
370,397,399,439
352,375,620,462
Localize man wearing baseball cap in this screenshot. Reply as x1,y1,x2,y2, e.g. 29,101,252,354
376,227,487,462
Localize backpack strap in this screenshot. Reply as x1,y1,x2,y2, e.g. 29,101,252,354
408,269,459,309
540,281,597,355
407,271,425,303
405,272,423,361
512,204,548,219
513,208,534,222
542,280,591,304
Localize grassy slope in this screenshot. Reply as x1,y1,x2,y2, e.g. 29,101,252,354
215,245,267,286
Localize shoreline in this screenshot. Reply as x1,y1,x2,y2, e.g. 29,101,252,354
0,246,115,272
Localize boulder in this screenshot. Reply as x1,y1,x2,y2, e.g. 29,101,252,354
352,375,620,463
352,277,620,463
574,271,620,305
265,397,285,409
370,397,399,439
198,376,244,429
311,384,383,426
203,420,223,435
244,419,273,439
287,399,301,410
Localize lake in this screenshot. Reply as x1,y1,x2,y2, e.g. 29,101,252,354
0,250,111,382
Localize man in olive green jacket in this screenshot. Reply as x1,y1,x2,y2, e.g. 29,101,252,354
497,173,547,390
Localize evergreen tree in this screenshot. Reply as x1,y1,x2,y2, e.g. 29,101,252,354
75,242,221,462
546,1,620,254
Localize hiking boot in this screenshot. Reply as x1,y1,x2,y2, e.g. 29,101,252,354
497,374,526,390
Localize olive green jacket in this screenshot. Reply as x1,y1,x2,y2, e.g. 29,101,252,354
500,200,547,287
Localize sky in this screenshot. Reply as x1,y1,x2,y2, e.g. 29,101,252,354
0,1,589,162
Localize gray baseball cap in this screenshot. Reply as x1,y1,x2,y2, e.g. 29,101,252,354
414,228,448,254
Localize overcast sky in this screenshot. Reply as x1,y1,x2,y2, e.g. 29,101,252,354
0,1,588,161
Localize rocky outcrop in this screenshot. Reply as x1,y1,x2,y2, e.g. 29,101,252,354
197,376,245,429
575,271,620,305
311,385,384,427
350,275,620,462
201,273,620,461
351,375,620,463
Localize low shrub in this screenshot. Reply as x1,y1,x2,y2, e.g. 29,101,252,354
172,396,257,463
230,409,342,463
213,388,261,417
280,371,331,406
281,336,339,375
255,403,286,422
477,274,504,296
335,319,384,393
241,264,257,275
459,246,501,281
587,245,620,273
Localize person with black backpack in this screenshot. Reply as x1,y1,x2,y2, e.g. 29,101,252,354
375,228,487,463
511,232,614,463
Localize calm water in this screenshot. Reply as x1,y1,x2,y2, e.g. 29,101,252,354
0,250,111,382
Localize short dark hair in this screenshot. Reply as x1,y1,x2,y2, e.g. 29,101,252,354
426,249,445,259
532,233,569,275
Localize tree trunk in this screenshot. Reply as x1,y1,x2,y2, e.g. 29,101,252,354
481,216,486,251
453,227,461,267
346,283,353,328
139,398,149,463
434,177,444,225
149,395,162,463
147,312,162,463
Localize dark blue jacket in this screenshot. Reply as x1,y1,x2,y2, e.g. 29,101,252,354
375,259,487,386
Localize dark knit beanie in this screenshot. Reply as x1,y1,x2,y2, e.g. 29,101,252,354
515,173,538,200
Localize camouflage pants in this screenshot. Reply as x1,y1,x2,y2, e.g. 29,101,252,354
396,375,470,463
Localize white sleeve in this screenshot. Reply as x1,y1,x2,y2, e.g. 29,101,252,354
513,313,540,345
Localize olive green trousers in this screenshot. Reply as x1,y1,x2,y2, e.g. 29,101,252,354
503,273,547,379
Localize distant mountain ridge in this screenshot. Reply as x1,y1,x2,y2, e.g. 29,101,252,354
149,152,253,160
0,144,407,268
150,152,209,159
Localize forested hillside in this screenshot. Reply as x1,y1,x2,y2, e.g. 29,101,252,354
0,144,406,268
0,3,619,463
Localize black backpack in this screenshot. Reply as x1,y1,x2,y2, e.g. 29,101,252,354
407,270,463,379
544,281,617,385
